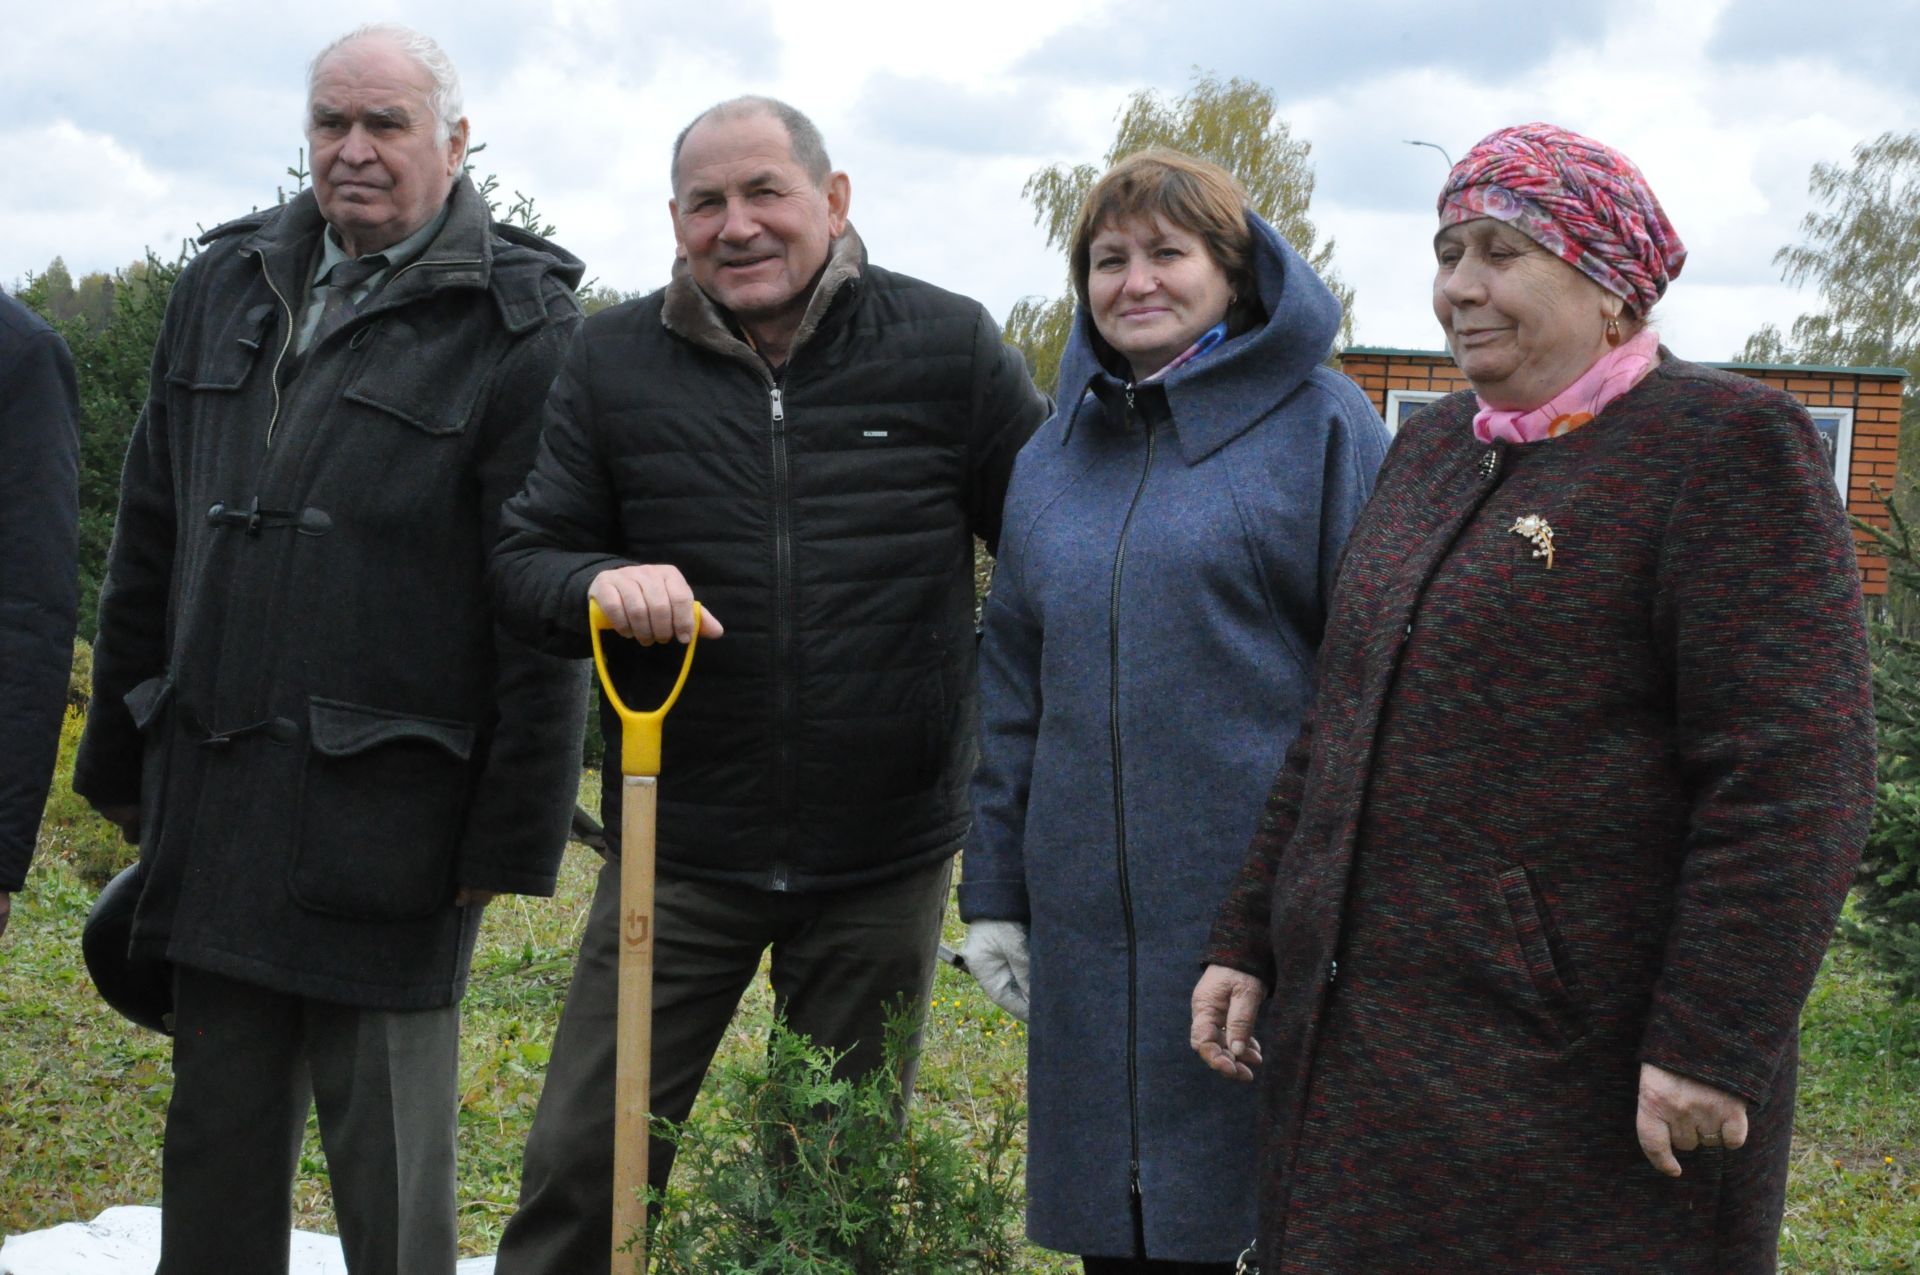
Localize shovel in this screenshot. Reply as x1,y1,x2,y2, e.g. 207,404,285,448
588,596,702,1275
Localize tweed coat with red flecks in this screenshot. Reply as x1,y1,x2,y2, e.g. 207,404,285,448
1203,355,1874,1273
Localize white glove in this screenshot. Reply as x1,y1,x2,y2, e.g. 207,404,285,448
961,920,1031,1022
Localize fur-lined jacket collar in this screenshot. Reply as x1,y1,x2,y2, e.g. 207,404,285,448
661,224,866,376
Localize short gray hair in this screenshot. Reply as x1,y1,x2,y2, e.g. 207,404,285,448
307,23,465,144
671,96,831,194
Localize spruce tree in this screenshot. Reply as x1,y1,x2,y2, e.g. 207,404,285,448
1854,505,1920,998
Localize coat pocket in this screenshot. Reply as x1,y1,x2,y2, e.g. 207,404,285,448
1494,864,1588,1047
288,697,476,922
163,303,273,392
339,316,485,435
125,676,175,731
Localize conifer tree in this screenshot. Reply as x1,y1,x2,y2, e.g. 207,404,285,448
1850,503,1920,998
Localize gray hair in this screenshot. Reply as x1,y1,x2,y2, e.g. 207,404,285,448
307,23,465,144
671,96,831,194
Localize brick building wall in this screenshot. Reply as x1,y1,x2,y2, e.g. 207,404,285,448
1338,348,1910,596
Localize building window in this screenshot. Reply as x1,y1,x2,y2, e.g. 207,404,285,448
1805,408,1855,498
1385,390,1446,434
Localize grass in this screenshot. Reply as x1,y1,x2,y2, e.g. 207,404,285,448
0,756,1071,1270
1780,932,1920,1272
3,754,1916,1271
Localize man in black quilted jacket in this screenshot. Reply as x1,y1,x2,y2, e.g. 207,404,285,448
0,290,80,942
489,95,1047,1272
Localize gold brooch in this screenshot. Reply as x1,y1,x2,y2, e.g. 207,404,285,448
1510,514,1555,569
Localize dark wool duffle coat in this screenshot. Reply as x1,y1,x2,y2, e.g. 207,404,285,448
1204,357,1875,1273
73,178,589,1009
960,213,1390,1261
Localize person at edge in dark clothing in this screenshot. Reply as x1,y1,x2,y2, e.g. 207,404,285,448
0,289,80,943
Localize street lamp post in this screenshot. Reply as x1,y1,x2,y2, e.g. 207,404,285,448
1403,139,1454,169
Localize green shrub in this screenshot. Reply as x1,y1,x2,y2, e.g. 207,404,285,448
1853,499,1920,998
1854,743,1920,999
37,708,135,888
38,638,129,888
16,252,184,640
642,1010,1025,1274
582,713,606,771
68,638,93,710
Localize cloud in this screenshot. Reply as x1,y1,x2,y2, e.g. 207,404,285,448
1286,70,1523,218
6,0,1913,363
0,121,248,284
1018,0,1609,95
543,0,782,83
0,0,791,287
0,0,780,189
851,75,1073,157
1710,0,1920,95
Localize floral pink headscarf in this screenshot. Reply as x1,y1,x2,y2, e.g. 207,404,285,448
1438,122,1686,317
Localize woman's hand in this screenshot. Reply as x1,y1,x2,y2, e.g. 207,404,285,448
1636,1062,1749,1177
961,920,1031,1022
1190,964,1268,1082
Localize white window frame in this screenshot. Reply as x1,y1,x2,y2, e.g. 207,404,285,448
1804,407,1855,500
1384,389,1446,435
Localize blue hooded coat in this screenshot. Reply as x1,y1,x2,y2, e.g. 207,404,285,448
959,212,1389,1260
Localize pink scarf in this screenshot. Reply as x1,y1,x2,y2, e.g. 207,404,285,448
1473,328,1661,444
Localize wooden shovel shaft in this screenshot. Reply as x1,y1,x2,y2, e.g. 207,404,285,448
612,774,657,1273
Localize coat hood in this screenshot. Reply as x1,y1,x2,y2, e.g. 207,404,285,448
1055,209,1344,463
203,177,585,333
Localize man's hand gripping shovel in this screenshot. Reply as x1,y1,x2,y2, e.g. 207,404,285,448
589,597,701,1274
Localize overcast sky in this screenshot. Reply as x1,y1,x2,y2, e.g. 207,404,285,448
4,0,1914,360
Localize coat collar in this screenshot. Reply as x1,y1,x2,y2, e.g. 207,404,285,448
1055,210,1342,465
221,177,582,335
661,224,867,374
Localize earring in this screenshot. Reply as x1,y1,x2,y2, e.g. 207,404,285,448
1605,317,1622,348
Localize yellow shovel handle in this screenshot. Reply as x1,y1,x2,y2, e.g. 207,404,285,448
588,596,701,777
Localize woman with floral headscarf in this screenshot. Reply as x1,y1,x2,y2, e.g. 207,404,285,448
1188,123,1874,1272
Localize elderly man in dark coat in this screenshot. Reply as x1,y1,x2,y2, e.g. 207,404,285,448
0,290,80,941
73,24,586,1275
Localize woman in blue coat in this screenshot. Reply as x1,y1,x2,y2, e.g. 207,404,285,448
959,149,1389,1272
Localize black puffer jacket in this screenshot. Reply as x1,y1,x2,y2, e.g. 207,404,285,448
492,228,1047,890
0,292,80,894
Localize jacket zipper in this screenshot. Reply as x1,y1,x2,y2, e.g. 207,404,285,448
1109,384,1153,1233
769,383,795,890
255,253,295,448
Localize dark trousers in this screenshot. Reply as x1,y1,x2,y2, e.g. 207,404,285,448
1083,1260,1238,1274
157,966,459,1275
494,854,953,1274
